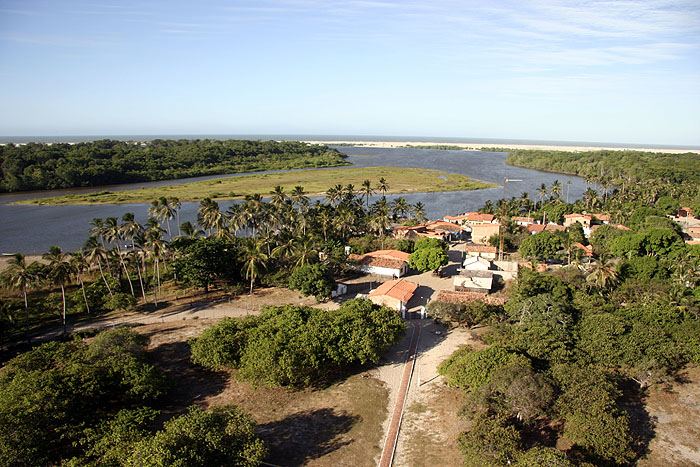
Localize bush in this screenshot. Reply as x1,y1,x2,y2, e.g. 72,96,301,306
438,345,530,390
129,405,267,466
104,292,137,311
288,263,336,301
189,299,405,386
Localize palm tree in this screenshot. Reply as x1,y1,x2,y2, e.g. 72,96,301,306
89,217,106,247
412,202,427,222
550,180,562,201
83,236,114,296
197,197,223,236
145,227,167,307
290,185,308,210
325,184,342,207
169,197,182,237
69,251,91,315
120,212,142,250
536,183,548,209
390,197,409,221
104,216,135,297
149,197,176,239
378,177,389,196
342,184,356,203
43,246,73,334
292,235,318,268
586,255,618,295
179,221,201,238
360,179,374,209
269,185,286,208
2,253,41,341
241,238,268,295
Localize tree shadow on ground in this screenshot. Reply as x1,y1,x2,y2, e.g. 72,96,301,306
147,338,228,424
619,381,656,462
257,408,360,465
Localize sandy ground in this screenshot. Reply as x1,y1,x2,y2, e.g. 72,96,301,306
304,140,700,154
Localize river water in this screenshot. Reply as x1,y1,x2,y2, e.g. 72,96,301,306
0,147,586,254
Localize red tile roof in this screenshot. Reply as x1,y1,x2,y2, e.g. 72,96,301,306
434,290,506,306
370,279,418,302
464,245,497,253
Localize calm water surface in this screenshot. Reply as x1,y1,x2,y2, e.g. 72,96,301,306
0,147,586,254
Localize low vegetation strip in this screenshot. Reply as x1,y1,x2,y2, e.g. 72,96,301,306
18,167,497,205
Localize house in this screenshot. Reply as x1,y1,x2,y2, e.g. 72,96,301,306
348,249,411,277
512,216,535,226
444,212,495,225
470,222,501,244
564,213,592,228
462,256,493,271
454,275,492,294
526,224,566,235
434,290,506,306
393,221,468,242
368,279,418,312
688,227,700,242
464,245,497,260
590,213,611,224
679,207,693,218
572,242,594,257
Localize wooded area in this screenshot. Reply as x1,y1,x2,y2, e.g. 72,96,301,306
0,139,348,192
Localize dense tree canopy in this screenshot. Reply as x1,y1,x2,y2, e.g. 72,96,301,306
0,139,348,192
190,299,405,386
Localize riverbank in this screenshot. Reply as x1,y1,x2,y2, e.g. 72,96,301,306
307,140,700,154
15,167,497,205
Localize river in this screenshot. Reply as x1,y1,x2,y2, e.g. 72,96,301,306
0,146,587,254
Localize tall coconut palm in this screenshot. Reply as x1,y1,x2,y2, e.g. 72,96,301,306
2,253,41,341
83,236,114,296
342,184,356,204
43,246,73,334
145,227,167,307
360,179,374,209
378,177,389,196
241,238,268,295
197,198,223,236
168,197,182,237
292,235,318,268
104,216,135,297
69,251,91,315
89,217,106,247
390,197,409,221
290,185,308,210
412,202,427,222
325,184,342,207
536,183,548,209
179,221,202,238
550,180,562,201
270,185,288,209
226,203,246,238
120,212,142,250
586,255,618,295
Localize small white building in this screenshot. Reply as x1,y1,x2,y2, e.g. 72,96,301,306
463,256,492,271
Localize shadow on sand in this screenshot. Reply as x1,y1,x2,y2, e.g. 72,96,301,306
258,408,360,465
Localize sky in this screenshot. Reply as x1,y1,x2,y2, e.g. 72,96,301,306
0,0,699,145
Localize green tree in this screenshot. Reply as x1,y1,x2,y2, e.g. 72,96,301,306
438,345,530,390
129,405,267,467
288,263,336,301
518,231,562,260
409,246,448,272
1,253,42,341
42,246,73,334
171,237,240,293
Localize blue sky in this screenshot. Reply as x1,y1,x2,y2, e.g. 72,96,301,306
1,0,699,145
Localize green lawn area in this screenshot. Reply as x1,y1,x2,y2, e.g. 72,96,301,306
18,167,498,205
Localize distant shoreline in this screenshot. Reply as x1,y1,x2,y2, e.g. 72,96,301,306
304,140,700,155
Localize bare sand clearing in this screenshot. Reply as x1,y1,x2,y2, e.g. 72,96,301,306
304,140,700,154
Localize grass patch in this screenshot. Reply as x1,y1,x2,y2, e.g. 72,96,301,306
18,167,498,205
